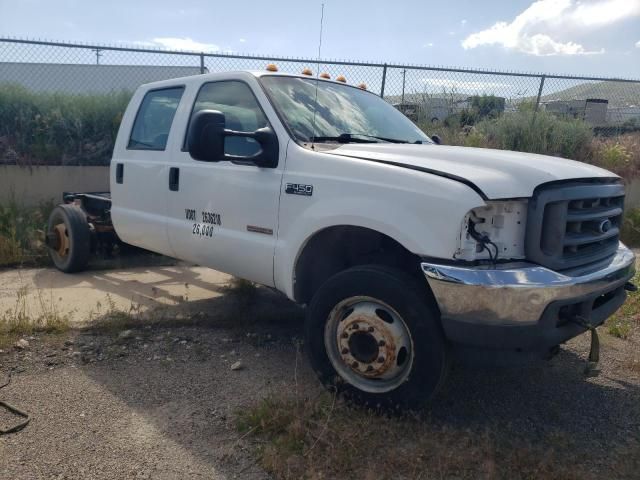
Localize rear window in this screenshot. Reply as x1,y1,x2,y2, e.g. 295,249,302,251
128,87,184,151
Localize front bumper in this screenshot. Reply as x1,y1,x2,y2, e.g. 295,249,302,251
421,244,635,351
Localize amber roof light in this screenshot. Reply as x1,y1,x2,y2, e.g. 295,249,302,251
266,64,278,72
319,72,330,79
358,83,367,90
301,68,313,76
336,75,347,83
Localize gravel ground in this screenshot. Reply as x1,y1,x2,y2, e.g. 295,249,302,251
1,275,639,478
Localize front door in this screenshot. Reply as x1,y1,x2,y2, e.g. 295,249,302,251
166,80,285,286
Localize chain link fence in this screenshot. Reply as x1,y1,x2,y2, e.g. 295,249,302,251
1,38,640,166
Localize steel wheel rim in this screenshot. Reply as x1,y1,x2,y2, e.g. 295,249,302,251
324,296,414,394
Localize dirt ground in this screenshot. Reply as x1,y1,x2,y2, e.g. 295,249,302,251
1,264,639,479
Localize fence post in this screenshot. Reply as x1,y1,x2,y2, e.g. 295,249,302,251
200,53,205,74
534,74,546,112
380,63,387,98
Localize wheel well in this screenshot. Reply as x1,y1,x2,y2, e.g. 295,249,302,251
293,226,423,304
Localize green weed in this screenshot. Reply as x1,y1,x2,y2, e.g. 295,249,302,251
0,199,53,267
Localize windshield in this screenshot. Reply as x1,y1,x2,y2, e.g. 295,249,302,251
260,76,432,145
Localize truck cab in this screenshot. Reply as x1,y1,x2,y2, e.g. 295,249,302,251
47,69,636,409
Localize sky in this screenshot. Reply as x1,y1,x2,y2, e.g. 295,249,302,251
1,0,640,78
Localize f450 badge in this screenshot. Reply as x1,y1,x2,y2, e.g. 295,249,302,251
285,183,313,196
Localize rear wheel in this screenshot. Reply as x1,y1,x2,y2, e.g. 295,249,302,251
305,265,449,410
46,204,91,273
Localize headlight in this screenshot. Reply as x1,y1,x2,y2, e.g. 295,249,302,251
455,200,528,262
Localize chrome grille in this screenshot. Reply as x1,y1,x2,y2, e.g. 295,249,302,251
526,181,624,270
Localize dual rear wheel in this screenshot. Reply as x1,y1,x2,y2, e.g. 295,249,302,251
46,204,90,273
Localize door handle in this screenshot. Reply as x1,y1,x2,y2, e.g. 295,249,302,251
169,167,180,191
116,163,124,184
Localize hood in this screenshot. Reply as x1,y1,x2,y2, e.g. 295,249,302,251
328,144,618,199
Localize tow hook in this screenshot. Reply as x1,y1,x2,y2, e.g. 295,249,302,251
570,316,600,378
624,282,637,292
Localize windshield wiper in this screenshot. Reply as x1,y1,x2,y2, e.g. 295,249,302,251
311,133,379,144
311,133,422,144
348,133,412,144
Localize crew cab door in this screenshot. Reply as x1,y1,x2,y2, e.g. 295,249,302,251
166,79,285,286
110,86,184,256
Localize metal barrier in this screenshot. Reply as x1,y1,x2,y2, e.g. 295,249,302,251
1,37,639,165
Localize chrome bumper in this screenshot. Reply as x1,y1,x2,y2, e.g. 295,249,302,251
421,244,635,327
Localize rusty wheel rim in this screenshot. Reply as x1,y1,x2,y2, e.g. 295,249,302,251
324,296,414,393
53,223,70,258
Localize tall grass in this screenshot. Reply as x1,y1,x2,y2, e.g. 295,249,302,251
478,110,594,160
0,200,53,268
428,110,593,160
0,84,131,166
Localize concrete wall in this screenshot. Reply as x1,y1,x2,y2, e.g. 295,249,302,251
2,164,640,210
0,166,109,206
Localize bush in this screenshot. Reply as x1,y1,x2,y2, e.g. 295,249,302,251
476,110,593,160
621,207,640,247
0,84,131,166
589,133,640,178
0,200,53,268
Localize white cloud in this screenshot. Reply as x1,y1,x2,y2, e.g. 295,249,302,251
423,42,434,47
571,0,640,27
636,40,640,48
239,38,246,43
462,0,639,56
148,37,220,52
461,19,467,25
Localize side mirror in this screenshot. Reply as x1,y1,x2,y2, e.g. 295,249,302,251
187,109,279,168
187,110,225,162
431,134,442,145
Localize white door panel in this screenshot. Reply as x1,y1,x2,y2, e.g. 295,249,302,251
166,161,282,285
165,79,285,286
110,159,173,256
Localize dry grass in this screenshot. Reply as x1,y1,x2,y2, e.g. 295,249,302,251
606,271,640,339
225,277,259,297
0,284,71,348
236,391,607,480
589,133,640,179
0,200,53,268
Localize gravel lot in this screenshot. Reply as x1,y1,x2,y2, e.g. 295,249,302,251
0,266,639,479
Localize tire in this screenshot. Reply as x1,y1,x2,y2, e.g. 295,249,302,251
47,204,91,273
305,265,449,410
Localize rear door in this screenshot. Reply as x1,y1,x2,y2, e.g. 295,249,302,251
110,86,184,256
166,78,285,286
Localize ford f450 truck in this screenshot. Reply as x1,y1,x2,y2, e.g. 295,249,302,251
46,69,636,409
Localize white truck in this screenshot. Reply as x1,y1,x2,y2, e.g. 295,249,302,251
46,68,636,409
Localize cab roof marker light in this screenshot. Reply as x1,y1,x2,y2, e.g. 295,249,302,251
336,75,346,83
319,72,331,79
358,83,367,90
266,64,278,72
301,68,313,76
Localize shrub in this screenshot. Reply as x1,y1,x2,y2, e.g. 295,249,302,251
476,110,593,160
0,84,131,166
589,133,640,178
621,207,640,247
0,200,53,268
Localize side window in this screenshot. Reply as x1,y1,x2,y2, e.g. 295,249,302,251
129,87,184,151
188,81,269,157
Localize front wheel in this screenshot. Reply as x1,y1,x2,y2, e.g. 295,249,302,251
305,265,449,410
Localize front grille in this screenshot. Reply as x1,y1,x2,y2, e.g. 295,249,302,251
526,180,624,270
